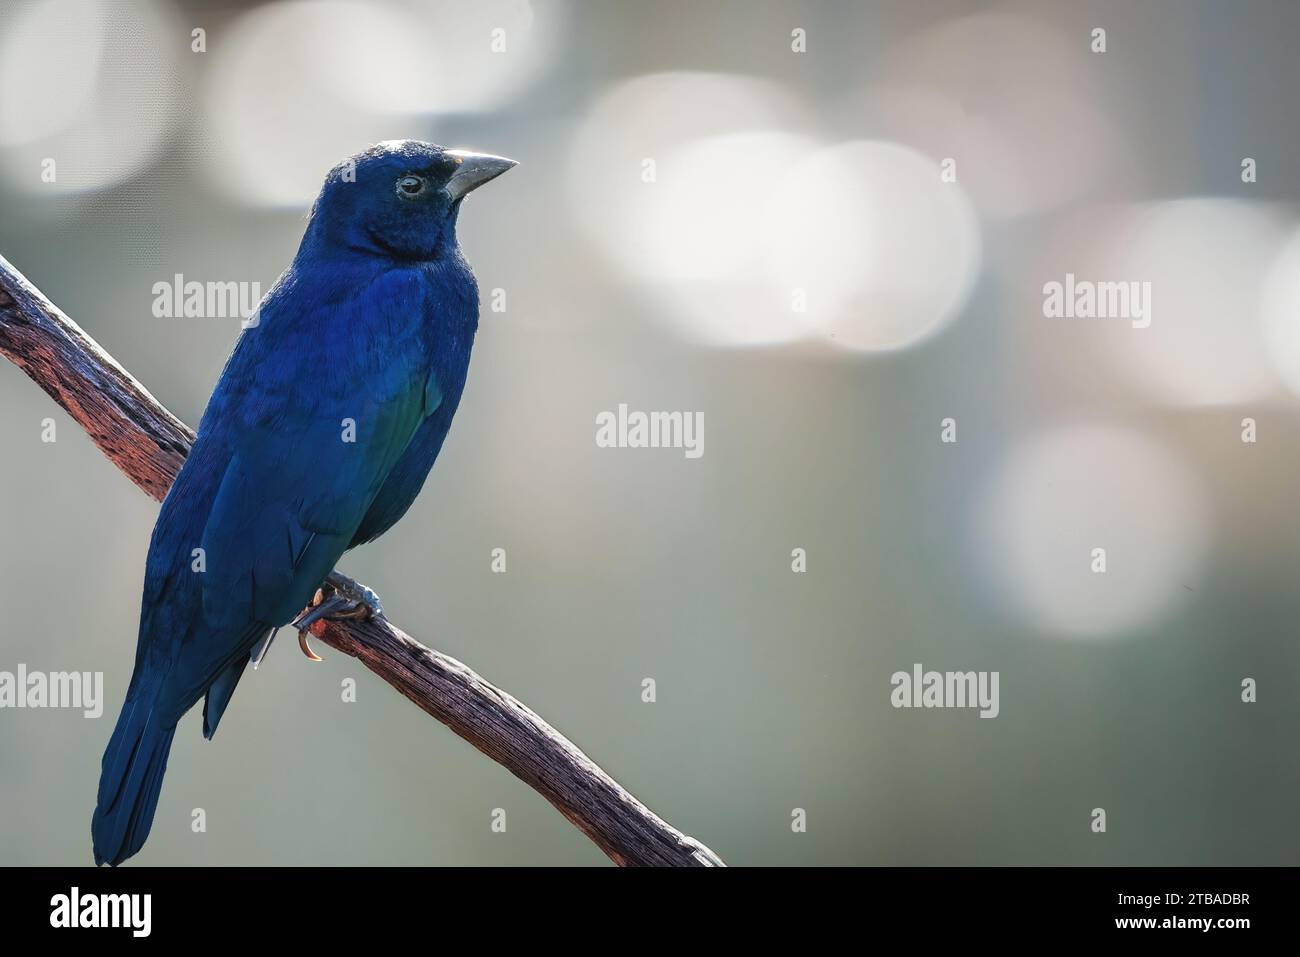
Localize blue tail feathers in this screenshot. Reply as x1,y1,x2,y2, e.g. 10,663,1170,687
203,655,249,740
91,692,177,867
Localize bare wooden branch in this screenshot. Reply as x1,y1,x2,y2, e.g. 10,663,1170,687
0,257,193,498
0,253,723,868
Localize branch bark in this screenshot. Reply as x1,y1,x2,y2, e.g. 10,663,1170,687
0,254,723,868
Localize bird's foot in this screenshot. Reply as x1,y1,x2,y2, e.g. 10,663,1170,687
325,571,385,619
289,574,385,662
289,588,344,661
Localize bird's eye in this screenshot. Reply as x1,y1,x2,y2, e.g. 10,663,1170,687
396,175,426,197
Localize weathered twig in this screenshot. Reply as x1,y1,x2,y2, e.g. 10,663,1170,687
0,254,723,867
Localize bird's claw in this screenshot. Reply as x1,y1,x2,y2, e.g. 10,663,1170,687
297,629,324,662
289,576,384,661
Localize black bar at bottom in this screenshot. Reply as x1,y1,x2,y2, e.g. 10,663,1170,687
0,866,1280,941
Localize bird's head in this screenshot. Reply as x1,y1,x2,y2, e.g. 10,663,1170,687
304,139,516,262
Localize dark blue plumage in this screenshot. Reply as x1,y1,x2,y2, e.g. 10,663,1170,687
91,140,514,866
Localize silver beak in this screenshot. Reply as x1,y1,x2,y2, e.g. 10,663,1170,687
444,149,517,201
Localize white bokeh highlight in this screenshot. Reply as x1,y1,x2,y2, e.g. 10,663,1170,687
762,140,980,352
1261,224,1300,399
568,72,816,348
368,0,562,115
201,0,560,208
0,0,183,194
862,11,1128,219
1088,200,1289,407
202,1,409,208
972,425,1211,640
0,0,105,146
569,73,980,352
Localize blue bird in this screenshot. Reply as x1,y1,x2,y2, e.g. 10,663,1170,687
91,140,515,866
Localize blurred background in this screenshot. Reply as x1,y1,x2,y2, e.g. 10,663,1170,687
2,0,1299,866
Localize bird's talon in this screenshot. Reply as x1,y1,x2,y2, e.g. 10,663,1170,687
286,575,382,664
297,630,323,662
288,592,356,662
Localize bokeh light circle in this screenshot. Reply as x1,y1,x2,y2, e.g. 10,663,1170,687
863,11,1127,218
202,0,560,208
761,140,981,352
569,74,979,352
972,425,1211,640
1087,200,1288,407
1260,223,1300,399
0,0,183,194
